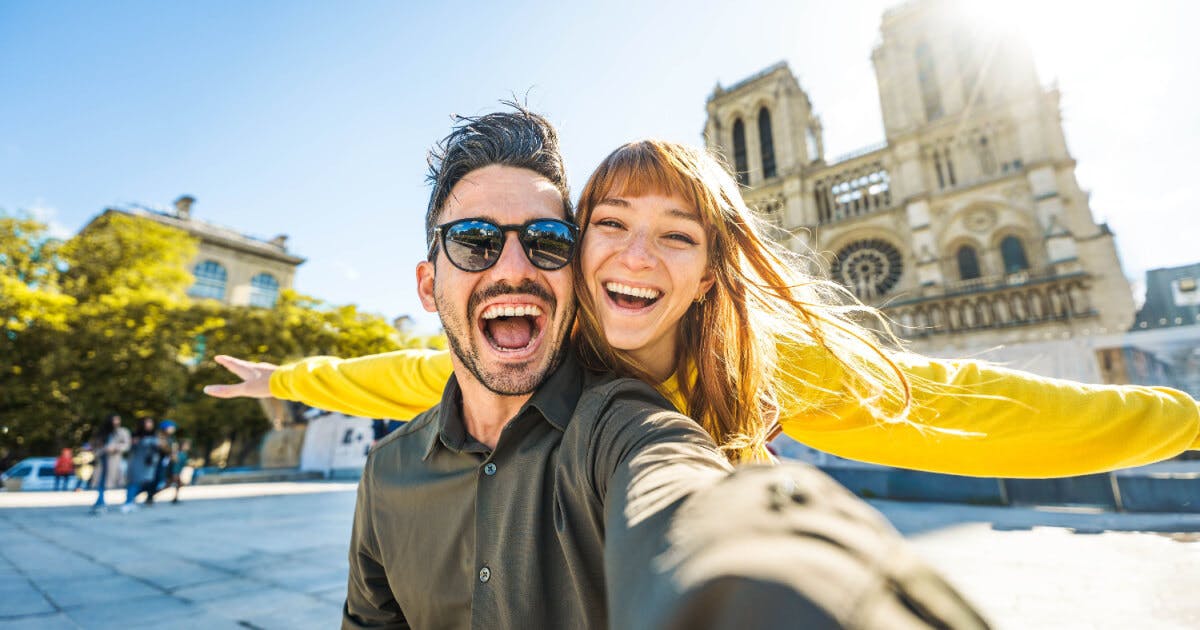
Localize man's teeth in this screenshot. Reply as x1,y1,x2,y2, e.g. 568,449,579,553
480,304,544,320
605,282,661,300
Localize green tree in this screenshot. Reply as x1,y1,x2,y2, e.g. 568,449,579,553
1,209,405,467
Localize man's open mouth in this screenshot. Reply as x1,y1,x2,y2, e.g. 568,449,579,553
479,304,547,353
604,282,662,311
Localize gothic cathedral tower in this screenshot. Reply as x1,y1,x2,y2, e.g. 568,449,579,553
704,0,1134,359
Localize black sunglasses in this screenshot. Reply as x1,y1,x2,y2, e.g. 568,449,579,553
430,218,578,272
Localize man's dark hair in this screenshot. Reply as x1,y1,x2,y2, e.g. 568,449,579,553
425,102,571,254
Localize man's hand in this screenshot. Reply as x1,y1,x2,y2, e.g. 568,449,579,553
202,355,279,399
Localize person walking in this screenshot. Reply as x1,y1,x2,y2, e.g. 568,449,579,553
90,413,130,514
52,447,74,491
147,420,178,506
122,418,161,513
73,444,94,491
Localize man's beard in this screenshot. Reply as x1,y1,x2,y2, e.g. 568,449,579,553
437,278,574,396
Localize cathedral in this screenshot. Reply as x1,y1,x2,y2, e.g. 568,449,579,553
703,0,1135,367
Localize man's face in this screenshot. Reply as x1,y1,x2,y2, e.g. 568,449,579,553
417,165,575,396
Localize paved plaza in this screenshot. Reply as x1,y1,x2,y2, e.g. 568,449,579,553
2,482,1199,629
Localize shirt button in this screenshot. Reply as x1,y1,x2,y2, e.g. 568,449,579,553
479,566,491,583
483,462,497,476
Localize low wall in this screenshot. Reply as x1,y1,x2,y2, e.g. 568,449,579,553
820,462,1200,513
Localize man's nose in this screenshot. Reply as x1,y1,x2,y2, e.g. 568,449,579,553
489,232,538,280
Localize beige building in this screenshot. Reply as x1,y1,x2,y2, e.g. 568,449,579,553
703,0,1135,373
104,195,304,307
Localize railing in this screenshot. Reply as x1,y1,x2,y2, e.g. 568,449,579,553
884,271,1094,338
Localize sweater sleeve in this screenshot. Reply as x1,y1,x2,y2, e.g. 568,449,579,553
269,349,453,420
777,341,1200,478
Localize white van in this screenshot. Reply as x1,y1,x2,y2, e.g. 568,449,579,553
1,457,59,492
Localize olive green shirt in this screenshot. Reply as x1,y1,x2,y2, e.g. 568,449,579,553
342,352,733,629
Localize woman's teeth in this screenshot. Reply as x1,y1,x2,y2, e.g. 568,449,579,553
604,282,661,300
481,304,544,320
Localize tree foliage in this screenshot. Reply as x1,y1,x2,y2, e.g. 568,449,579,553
0,210,412,467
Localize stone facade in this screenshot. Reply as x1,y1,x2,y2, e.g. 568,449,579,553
102,195,305,308
703,0,1134,359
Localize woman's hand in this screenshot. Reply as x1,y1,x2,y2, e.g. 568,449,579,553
203,355,278,399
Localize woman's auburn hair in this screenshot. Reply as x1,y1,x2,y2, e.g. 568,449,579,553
571,139,914,463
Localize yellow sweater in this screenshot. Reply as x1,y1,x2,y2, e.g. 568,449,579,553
270,343,1200,478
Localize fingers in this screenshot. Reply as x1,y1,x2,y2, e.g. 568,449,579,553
205,355,277,399
213,354,258,379
202,384,241,399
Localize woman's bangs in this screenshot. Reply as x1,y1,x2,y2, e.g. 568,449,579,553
595,145,698,209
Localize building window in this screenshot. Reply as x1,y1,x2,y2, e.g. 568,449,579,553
732,118,749,185
956,245,981,280
1000,236,1030,273
805,127,820,162
189,260,227,300
830,239,904,300
758,107,777,179
915,42,943,122
249,272,280,307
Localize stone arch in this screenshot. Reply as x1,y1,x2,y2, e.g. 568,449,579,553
1028,290,1045,320
992,296,1011,325
1009,293,1027,321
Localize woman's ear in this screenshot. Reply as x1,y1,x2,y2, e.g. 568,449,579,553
696,271,716,303
416,261,438,313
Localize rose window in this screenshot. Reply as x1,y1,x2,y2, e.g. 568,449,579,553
831,239,903,300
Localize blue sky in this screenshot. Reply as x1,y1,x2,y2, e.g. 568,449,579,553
2,0,1197,331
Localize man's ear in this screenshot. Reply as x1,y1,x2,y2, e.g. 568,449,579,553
416,260,438,313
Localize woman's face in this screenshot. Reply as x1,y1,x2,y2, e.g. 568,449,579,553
581,192,714,375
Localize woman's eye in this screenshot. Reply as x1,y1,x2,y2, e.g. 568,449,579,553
665,233,698,245
594,218,624,229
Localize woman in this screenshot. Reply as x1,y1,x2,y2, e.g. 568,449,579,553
90,413,130,513
206,140,1200,476
122,417,161,512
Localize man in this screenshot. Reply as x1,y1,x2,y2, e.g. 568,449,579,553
208,105,987,629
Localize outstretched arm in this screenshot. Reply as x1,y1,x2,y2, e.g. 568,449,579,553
778,341,1200,478
593,384,986,630
204,350,453,420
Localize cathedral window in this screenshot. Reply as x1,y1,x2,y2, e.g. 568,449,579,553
915,42,944,122
758,107,777,179
956,245,982,280
1000,236,1030,273
943,147,957,186
249,272,280,308
732,119,749,185
805,127,820,162
188,260,227,300
830,239,903,300
978,136,997,175
934,152,945,189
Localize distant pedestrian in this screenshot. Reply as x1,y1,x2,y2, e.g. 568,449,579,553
147,420,178,506
74,444,94,491
164,437,190,504
91,413,131,514
53,447,74,491
122,417,161,513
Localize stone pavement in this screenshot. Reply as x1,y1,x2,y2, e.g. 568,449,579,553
2,482,1200,629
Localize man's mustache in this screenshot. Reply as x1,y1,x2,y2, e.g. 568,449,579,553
468,279,556,317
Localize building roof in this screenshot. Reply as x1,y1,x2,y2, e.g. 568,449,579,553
1134,262,1200,330
102,205,306,266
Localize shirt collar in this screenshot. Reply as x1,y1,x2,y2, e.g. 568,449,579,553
422,349,584,460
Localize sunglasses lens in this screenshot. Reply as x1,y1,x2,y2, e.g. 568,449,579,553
443,221,502,271
523,220,576,270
